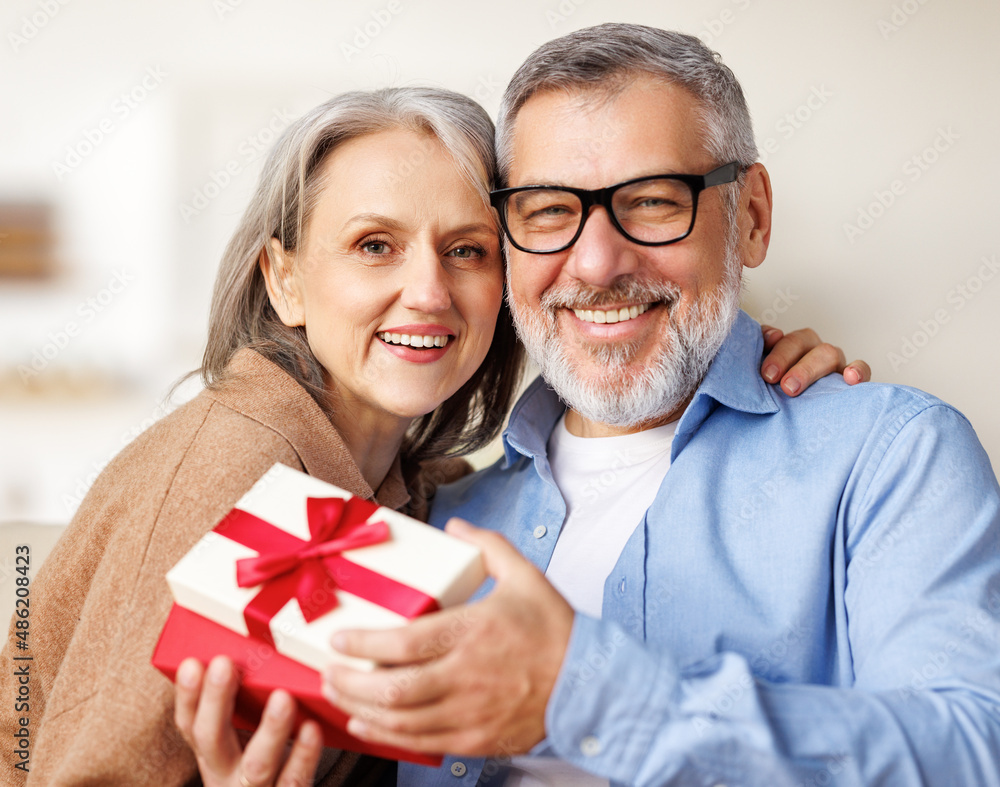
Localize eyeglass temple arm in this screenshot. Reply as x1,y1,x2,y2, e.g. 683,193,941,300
703,162,741,188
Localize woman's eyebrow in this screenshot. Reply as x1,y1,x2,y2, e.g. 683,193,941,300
341,216,495,238
341,213,408,232
449,222,496,237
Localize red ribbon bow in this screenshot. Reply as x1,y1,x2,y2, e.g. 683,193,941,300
217,496,438,645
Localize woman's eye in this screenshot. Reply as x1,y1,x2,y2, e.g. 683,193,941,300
362,241,391,255
447,245,484,259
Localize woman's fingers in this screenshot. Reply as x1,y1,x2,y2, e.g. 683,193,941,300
275,721,324,787
240,696,323,787
189,656,243,771
238,690,300,786
174,657,205,744
759,325,872,395
174,655,323,786
844,359,872,385
760,324,784,351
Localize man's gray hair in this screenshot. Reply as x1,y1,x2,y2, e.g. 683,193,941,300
495,23,759,223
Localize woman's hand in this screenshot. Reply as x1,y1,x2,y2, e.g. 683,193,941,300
759,325,871,396
174,656,323,787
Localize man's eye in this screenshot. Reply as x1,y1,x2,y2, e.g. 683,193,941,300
533,205,570,218
362,241,390,255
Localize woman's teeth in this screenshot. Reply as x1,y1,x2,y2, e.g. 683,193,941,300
572,302,652,324
378,332,450,348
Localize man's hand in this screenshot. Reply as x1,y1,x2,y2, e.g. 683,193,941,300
760,325,871,396
321,518,575,757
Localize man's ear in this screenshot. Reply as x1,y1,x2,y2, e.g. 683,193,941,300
739,163,772,270
260,238,306,327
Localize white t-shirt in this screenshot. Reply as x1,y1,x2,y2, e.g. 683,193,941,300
504,414,677,787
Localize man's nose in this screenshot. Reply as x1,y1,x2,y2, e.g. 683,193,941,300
399,245,452,314
562,206,639,288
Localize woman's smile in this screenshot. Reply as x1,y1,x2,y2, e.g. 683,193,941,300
377,323,455,363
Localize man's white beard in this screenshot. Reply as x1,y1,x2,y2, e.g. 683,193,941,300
509,252,742,429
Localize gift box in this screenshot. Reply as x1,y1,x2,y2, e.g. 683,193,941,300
153,604,444,765
151,461,486,765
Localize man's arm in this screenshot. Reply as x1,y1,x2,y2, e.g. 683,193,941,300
533,405,1000,786
324,404,1000,786
323,518,574,756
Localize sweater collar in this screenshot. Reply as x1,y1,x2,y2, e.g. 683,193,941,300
204,349,409,511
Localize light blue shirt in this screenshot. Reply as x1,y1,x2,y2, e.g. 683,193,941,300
400,310,1000,786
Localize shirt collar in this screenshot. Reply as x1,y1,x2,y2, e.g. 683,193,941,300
501,376,567,467
501,310,777,465
672,310,779,456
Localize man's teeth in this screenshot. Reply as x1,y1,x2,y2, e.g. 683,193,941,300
572,303,652,324
378,332,450,348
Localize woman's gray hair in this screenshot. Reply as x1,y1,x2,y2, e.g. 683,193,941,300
495,23,758,225
199,87,524,466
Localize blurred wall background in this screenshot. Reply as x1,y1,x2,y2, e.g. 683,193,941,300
1,0,998,526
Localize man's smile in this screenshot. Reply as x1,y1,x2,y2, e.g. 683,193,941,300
571,302,653,324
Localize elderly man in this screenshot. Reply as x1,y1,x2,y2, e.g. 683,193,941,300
318,23,1000,787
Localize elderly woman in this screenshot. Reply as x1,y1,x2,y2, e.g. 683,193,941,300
0,86,863,786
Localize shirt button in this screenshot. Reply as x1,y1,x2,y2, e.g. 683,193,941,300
450,761,467,777
580,735,601,756
533,525,547,538
618,577,626,593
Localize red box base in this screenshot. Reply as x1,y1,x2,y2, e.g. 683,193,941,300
151,603,441,767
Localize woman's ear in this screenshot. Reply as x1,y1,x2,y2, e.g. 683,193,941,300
260,238,306,327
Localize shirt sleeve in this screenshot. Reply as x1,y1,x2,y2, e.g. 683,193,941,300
544,404,1000,786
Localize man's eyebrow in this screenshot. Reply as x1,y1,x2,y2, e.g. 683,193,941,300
510,169,689,188
508,175,563,187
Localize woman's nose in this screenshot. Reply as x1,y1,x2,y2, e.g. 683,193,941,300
399,245,452,314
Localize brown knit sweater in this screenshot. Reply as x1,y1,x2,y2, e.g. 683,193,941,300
0,349,464,785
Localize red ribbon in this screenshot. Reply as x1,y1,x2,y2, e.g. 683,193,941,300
215,496,439,646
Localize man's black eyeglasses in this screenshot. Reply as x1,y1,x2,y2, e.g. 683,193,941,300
489,162,741,254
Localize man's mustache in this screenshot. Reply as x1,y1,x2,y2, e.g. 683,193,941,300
538,276,682,312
